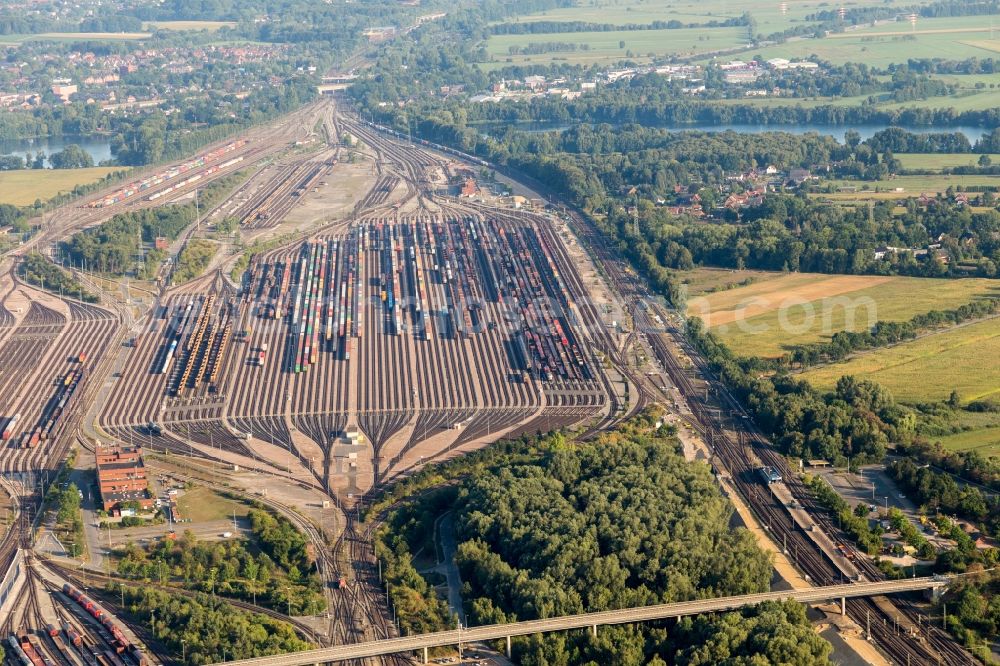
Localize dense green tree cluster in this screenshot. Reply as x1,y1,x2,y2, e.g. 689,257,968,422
17,253,98,302
887,458,998,536
670,601,831,666
116,508,325,615
898,440,1000,493
805,475,886,556
602,192,1000,278
60,171,244,277
450,428,806,664
0,202,40,233
933,570,1000,651
247,508,316,577
866,127,974,153
49,144,95,169
375,488,456,636
171,240,217,284
119,585,312,665
61,207,185,276
47,482,86,557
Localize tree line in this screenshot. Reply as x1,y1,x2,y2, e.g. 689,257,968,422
17,253,98,302
688,318,914,465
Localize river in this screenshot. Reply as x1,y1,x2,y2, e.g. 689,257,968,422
0,135,113,167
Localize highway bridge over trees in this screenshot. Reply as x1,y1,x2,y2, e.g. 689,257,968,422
217,577,950,666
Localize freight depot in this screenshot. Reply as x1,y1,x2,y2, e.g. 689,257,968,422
99,212,611,485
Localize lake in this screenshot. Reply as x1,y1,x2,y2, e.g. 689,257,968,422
663,123,990,143
0,135,113,167
483,121,990,144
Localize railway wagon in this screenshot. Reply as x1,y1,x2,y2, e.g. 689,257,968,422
1,413,19,440
758,466,782,484
61,622,82,648
15,635,45,666
26,636,56,666
7,635,37,666
62,585,146,665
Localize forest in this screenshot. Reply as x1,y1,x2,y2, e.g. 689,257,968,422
377,416,831,665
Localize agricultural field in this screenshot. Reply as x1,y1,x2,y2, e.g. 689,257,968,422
801,316,1000,454
817,174,1000,200
678,266,784,298
499,0,899,34
801,316,1000,403
485,25,750,66
144,20,236,31
934,416,1000,454
897,153,1000,172
685,271,1000,358
751,16,1000,67
0,167,125,206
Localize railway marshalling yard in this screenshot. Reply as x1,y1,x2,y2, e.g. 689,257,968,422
0,98,982,666
0,98,643,661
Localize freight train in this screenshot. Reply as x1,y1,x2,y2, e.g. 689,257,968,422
62,584,146,666
86,140,247,208
21,367,86,448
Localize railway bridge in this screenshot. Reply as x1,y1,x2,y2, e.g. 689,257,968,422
217,577,950,666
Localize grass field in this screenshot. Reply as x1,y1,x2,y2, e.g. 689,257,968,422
486,25,749,66
144,20,236,31
175,487,250,523
0,167,125,206
935,420,1000,454
686,271,1000,358
819,174,1000,199
801,316,1000,453
750,16,1000,67
801,316,1000,403
0,31,150,43
499,0,899,34
897,153,1000,171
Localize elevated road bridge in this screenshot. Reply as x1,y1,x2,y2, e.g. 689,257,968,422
218,576,949,666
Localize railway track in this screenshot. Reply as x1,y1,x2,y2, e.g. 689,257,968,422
42,558,323,645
